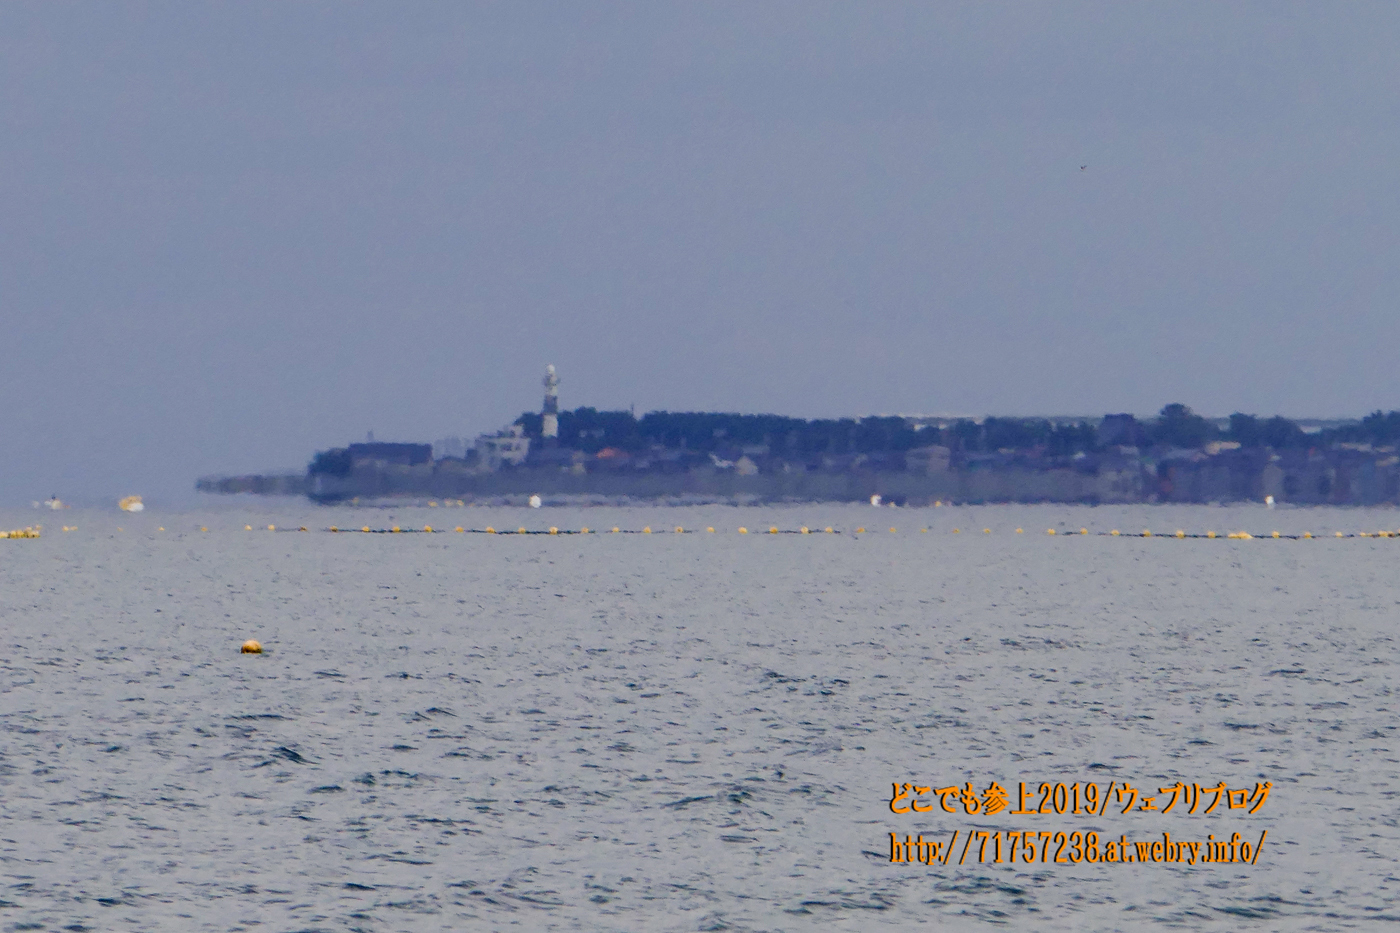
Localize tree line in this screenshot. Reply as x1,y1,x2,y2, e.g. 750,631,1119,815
513,405,1400,457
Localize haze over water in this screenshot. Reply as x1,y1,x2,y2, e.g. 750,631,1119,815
2,503,1394,931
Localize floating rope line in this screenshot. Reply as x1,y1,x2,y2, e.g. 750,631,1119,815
49,526,1400,538
255,526,1400,538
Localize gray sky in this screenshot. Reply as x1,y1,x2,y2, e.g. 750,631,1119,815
3,2,1399,505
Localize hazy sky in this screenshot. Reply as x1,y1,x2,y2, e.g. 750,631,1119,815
3,2,1399,505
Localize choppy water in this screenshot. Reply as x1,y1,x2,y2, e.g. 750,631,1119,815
1,502,1397,931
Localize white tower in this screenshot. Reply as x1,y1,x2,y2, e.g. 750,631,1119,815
542,364,560,442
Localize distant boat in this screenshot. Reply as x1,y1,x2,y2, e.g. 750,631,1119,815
119,495,145,512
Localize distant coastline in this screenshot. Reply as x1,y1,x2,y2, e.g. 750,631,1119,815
198,381,1400,506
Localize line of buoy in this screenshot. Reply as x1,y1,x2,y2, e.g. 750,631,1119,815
39,526,1400,539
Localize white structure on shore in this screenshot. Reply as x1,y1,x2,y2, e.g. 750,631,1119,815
542,364,560,441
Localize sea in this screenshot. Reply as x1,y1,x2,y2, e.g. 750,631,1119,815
1,501,1396,932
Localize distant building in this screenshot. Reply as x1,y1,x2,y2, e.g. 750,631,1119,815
433,436,467,460
474,424,531,470
905,445,951,474
347,442,432,466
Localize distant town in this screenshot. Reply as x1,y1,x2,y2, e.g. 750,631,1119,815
197,366,1400,505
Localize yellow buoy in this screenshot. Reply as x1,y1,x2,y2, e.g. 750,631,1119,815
739,527,748,534
456,526,464,533
1303,532,1312,538
517,527,527,534
1272,531,1280,538
363,525,372,533
643,526,652,534
549,527,558,534
801,526,810,534
330,526,338,532
158,527,165,532
855,527,865,534
424,525,433,533
245,525,252,531
580,527,590,534
267,525,274,531
392,526,402,533
675,526,683,533
1080,528,1088,535
983,528,990,534
300,526,308,532
825,527,834,533
1110,530,1120,536
707,526,715,533
952,528,960,533
612,526,620,533
770,526,779,534
1335,531,1344,537
889,527,896,533
1142,530,1151,537
486,526,496,533
201,526,208,532
1047,529,1056,535
1015,528,1023,534
241,640,263,654
1207,530,1216,538
934,500,942,506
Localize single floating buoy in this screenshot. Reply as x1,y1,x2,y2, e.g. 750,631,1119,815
241,639,263,654
738,527,748,534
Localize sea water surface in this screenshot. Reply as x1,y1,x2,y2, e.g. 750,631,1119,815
1,502,1396,931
